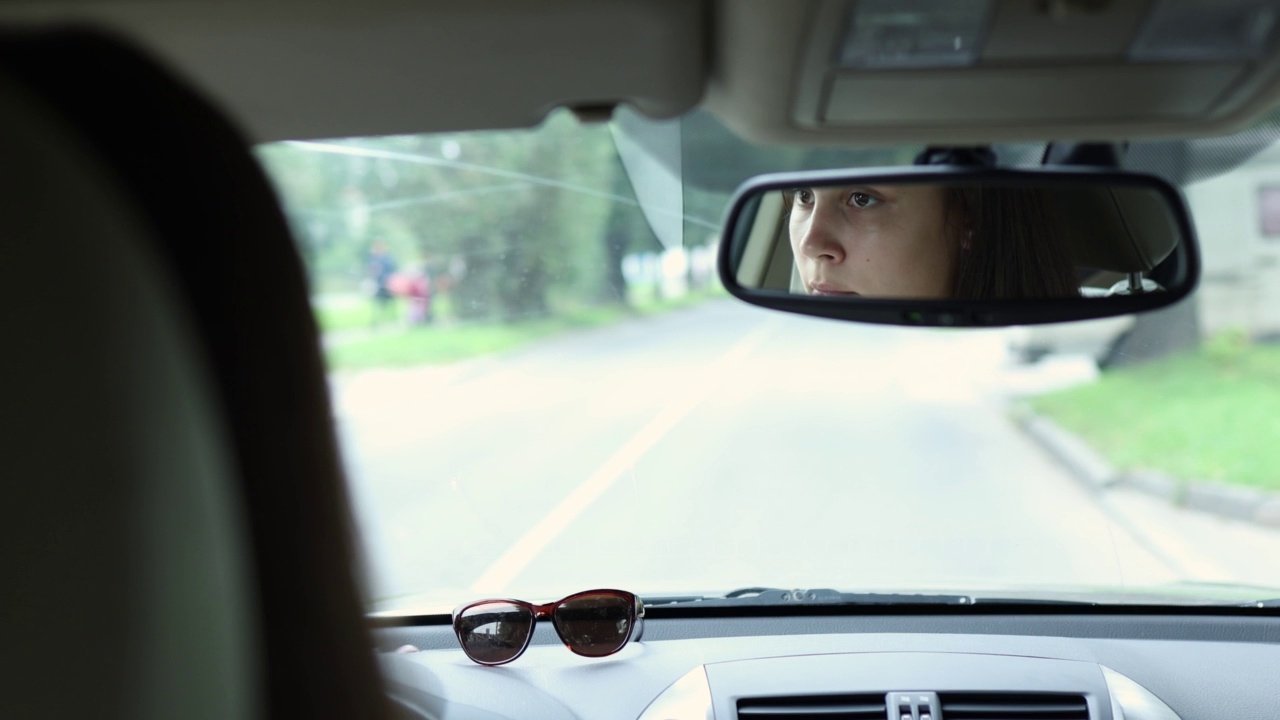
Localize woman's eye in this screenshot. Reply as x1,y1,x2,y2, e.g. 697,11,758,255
792,189,814,205
849,192,880,209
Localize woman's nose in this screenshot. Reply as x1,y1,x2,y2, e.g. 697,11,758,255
796,209,846,264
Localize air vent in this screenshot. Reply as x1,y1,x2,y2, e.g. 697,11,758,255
939,692,1089,720
737,694,887,719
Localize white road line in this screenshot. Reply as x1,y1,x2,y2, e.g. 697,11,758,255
469,319,779,594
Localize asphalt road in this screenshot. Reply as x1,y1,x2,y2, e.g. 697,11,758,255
332,299,1280,611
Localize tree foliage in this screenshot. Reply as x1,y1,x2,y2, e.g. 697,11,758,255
259,111,635,321
256,109,923,322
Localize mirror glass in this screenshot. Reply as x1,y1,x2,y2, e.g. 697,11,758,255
726,177,1192,306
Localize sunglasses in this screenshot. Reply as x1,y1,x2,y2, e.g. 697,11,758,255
452,589,645,666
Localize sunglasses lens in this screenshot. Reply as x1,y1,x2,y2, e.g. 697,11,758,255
455,602,533,665
553,593,633,657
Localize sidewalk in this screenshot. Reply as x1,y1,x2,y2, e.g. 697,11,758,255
1012,402,1280,590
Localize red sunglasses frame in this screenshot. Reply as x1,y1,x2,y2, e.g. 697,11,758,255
451,588,645,666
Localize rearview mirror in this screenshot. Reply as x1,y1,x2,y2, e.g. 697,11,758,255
717,167,1198,326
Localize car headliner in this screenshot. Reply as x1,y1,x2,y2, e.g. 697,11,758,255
5,0,1280,146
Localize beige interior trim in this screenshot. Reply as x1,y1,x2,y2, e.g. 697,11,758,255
1050,186,1181,272
735,190,784,287
764,216,796,292
6,0,1280,144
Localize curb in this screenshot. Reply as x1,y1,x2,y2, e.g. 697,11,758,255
1012,405,1280,530
1013,406,1119,490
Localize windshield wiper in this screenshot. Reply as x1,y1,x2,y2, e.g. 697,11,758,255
643,587,976,608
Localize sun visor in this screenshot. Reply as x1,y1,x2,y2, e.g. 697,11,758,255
0,0,708,142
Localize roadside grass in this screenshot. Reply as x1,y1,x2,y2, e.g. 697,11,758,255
1030,333,1280,491
323,285,726,370
315,295,459,332
314,301,393,333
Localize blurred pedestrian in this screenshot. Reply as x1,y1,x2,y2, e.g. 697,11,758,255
366,240,397,327
406,263,433,326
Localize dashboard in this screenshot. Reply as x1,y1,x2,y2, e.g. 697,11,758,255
373,610,1280,719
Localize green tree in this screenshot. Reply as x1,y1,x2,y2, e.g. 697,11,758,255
258,111,628,320
599,165,664,305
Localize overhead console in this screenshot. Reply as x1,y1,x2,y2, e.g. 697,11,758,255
712,0,1280,144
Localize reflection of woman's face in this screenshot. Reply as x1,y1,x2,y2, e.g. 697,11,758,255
788,185,958,299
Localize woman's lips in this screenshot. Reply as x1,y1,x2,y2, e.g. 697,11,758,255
810,283,860,297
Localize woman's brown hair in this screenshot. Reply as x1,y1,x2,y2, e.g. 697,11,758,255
946,186,1081,300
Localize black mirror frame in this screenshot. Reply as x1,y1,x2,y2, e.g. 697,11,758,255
716,165,1201,327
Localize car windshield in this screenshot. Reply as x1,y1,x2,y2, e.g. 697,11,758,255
256,108,1280,614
